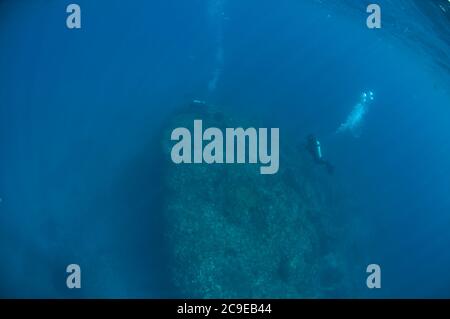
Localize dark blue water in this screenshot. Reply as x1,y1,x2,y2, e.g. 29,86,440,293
0,0,449,298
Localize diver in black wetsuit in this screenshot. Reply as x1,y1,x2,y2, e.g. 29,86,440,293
306,134,334,175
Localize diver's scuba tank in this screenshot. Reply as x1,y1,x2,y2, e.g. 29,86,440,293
306,134,322,162
315,138,322,160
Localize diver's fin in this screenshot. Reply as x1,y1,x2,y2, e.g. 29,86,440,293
325,162,335,175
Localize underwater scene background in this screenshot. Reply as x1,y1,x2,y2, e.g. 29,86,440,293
0,0,449,298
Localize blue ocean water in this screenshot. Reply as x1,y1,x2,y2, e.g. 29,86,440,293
0,0,449,298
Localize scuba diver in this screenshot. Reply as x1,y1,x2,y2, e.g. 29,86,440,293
305,134,334,175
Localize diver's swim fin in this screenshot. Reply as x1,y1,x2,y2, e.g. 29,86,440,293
325,161,334,175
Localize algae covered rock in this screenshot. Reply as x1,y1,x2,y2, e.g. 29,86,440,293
162,103,354,298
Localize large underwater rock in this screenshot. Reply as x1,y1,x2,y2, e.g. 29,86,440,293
162,103,354,298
